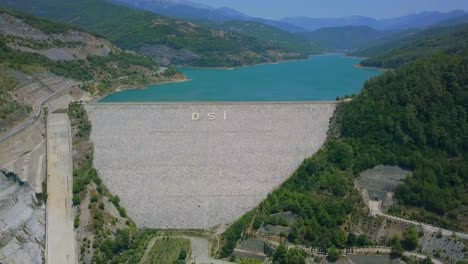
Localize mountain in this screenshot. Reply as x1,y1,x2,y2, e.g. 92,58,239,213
282,10,467,31
110,0,305,32
282,16,380,31
111,0,249,21
195,20,322,55
353,23,468,68
299,26,386,51
0,0,306,67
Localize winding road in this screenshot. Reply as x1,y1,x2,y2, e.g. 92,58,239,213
0,87,72,144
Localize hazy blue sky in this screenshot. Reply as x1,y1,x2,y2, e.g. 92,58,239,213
193,0,468,19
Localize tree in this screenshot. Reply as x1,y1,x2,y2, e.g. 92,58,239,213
347,233,357,247
273,244,288,264
327,246,341,262
357,234,369,247
390,241,404,259
402,226,419,251
334,229,348,248
178,249,187,260
420,257,433,264
286,248,306,264
273,245,306,264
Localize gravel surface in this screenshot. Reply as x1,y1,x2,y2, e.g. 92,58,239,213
86,103,335,229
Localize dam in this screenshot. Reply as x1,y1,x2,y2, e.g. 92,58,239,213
86,102,336,229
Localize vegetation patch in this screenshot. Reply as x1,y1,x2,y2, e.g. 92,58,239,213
0,0,311,67
220,54,468,258
0,71,30,128
141,237,190,264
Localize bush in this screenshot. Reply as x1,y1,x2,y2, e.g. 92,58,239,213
74,215,80,229
327,246,341,262
402,226,419,251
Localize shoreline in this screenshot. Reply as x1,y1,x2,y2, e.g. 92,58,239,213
90,75,189,103
95,54,382,103
182,54,323,70
354,63,388,71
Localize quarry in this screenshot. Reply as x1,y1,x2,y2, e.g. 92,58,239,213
85,102,336,229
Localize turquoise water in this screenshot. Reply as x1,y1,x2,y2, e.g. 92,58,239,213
101,54,381,102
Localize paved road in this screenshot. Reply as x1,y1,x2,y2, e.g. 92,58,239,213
187,236,232,264
0,87,71,144
377,212,468,240
404,251,443,264
45,114,76,264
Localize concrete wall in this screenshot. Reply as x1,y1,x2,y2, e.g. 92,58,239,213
86,102,336,229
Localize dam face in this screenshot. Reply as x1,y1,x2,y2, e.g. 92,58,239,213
85,103,336,229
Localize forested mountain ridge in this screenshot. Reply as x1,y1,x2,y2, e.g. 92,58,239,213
110,0,306,32
0,0,309,67
354,23,468,68
220,54,468,257
194,20,322,55
299,26,385,51
342,55,468,215
282,10,467,31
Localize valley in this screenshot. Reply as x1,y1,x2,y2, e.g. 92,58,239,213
0,1,467,264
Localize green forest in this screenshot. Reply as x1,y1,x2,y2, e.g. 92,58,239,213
356,23,468,68
0,0,310,67
220,54,468,257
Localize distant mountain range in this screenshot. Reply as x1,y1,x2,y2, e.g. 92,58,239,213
111,0,304,32
283,10,468,31
299,26,385,51
112,0,467,33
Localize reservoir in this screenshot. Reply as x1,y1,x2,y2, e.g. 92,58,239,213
101,54,381,102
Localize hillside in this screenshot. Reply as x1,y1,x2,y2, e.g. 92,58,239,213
220,54,468,257
0,8,180,133
355,23,468,68
281,10,467,31
110,0,305,32
299,26,385,51
196,20,322,55
0,0,308,67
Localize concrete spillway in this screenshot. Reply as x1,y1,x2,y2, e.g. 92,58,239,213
85,102,336,229
46,114,76,264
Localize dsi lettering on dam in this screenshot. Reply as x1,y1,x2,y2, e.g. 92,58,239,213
85,102,336,229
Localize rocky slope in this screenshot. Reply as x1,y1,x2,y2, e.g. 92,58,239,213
0,10,183,263
0,172,45,264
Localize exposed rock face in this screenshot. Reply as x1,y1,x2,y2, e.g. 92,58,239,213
139,44,199,66
0,72,82,192
0,12,117,61
356,165,412,214
0,172,45,264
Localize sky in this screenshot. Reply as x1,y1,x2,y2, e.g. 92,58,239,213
192,0,468,19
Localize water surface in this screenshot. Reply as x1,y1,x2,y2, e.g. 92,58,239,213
101,54,380,102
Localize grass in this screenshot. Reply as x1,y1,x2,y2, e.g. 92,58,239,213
142,237,190,264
